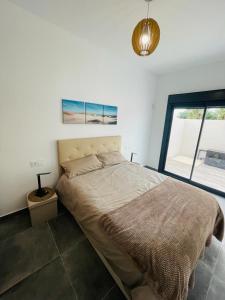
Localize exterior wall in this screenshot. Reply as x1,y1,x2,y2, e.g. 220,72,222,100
167,118,225,158
167,118,184,158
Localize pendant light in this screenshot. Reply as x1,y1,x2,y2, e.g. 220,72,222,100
132,0,160,56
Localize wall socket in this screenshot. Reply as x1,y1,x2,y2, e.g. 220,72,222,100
30,160,44,168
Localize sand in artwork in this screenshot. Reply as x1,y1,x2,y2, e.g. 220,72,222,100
62,99,85,124
86,102,104,124
103,105,118,125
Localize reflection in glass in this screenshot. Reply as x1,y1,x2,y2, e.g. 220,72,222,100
165,108,204,179
192,108,225,192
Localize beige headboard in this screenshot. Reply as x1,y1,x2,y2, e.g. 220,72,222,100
57,136,121,164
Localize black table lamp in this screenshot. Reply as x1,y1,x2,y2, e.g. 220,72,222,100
35,172,51,197
130,152,137,162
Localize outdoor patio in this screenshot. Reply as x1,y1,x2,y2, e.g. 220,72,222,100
166,157,225,193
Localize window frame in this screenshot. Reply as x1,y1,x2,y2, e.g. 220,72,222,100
158,89,225,198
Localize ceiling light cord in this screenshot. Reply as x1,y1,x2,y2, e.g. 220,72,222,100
146,1,150,19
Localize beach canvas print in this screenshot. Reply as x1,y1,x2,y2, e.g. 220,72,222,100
62,99,85,124
85,102,104,124
103,105,118,125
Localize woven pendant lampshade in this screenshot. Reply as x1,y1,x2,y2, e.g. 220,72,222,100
132,0,160,56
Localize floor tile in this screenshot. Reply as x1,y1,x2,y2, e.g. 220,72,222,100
57,201,68,216
214,196,225,214
201,237,222,271
214,244,225,281
63,238,115,300
187,260,213,300
206,275,225,300
1,258,76,300
49,212,85,254
103,285,127,300
0,210,31,241
0,224,58,294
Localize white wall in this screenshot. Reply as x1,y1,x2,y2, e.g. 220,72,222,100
200,120,225,153
0,0,157,216
180,120,225,157
179,119,203,158
167,118,225,159
148,61,225,168
167,118,184,158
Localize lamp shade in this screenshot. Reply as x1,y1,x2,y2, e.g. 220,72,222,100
132,18,160,56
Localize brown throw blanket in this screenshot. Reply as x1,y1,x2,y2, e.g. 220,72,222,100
99,179,224,300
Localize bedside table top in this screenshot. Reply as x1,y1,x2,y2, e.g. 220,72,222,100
28,187,55,203
27,188,57,209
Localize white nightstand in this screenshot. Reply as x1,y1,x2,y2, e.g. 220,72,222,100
27,187,58,226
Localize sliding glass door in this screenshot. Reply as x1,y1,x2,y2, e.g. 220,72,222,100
159,90,225,197
192,107,225,193
164,108,204,179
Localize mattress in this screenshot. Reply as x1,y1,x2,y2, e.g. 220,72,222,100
56,162,167,299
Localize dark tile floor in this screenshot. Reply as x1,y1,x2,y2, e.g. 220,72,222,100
0,205,124,300
0,200,225,300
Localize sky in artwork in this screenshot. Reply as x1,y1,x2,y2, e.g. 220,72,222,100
62,99,85,113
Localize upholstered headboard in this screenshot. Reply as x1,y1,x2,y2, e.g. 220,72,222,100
57,136,121,164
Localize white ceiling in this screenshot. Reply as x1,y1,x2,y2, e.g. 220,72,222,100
8,0,225,74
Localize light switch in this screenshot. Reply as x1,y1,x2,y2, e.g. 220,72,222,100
30,160,44,168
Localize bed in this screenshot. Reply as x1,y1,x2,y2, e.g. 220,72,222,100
56,136,224,300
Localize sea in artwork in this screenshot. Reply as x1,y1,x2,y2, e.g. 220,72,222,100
103,105,118,124
85,102,104,124
62,99,85,124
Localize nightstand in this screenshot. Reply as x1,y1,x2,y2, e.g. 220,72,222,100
27,187,58,226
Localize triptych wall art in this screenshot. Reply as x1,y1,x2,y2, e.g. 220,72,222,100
62,99,118,125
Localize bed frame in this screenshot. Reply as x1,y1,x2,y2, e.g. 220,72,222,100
57,136,130,299
57,136,122,164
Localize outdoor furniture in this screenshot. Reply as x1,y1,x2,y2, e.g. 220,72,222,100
204,150,225,170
